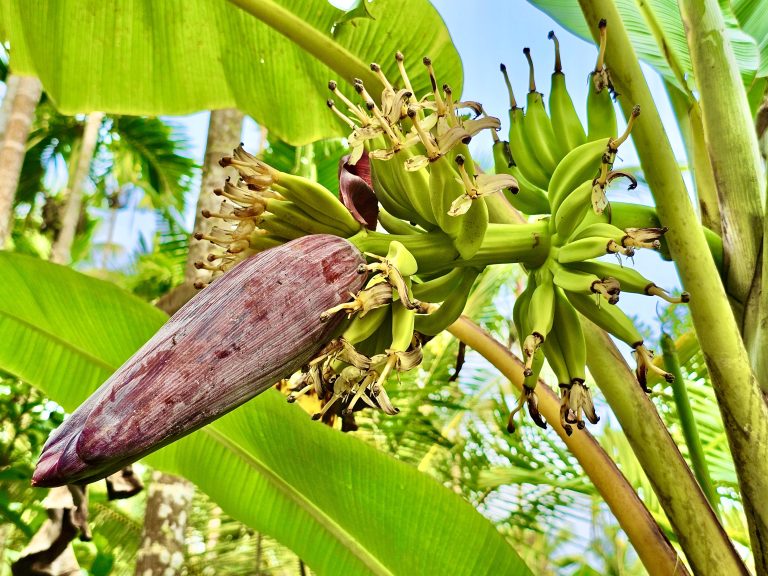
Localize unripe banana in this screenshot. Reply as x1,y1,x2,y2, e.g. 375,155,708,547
548,31,587,156
586,75,617,141
552,264,620,304
528,268,556,340
513,277,536,343
542,326,572,385
552,287,587,382
455,196,489,261
552,179,593,238
265,199,349,237
412,268,465,302
501,64,551,189
568,222,626,243
565,290,643,348
273,172,361,236
370,155,436,231
369,158,418,222
547,138,610,215
506,165,551,215
568,260,690,303
342,305,391,345
393,147,439,227
429,154,463,241
557,236,629,264
586,20,618,141
386,240,418,277
414,268,480,335
521,48,561,173
377,207,424,235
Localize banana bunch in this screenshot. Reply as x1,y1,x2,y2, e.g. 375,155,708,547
192,145,363,287
506,113,689,434
494,21,619,216
327,54,517,260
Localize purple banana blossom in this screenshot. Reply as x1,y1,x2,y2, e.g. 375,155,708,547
33,235,366,487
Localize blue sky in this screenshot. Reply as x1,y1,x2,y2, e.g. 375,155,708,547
98,0,688,340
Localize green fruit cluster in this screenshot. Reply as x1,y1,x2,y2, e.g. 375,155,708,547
194,20,690,434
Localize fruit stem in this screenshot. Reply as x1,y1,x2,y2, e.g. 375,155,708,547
548,31,563,74
499,63,517,109
523,47,536,92
595,18,608,73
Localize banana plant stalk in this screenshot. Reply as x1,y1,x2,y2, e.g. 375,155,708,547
664,82,720,235
582,321,744,574
678,0,765,321
660,332,721,517
576,1,768,567
447,315,688,576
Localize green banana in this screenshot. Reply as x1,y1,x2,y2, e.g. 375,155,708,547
429,154,464,240
412,268,465,302
392,148,439,227
513,276,536,343
552,263,620,304
565,290,643,348
501,63,551,189
507,167,551,215
414,268,480,335
378,207,425,235
528,268,556,339
342,305,391,345
552,287,587,382
273,172,361,236
547,138,610,216
369,146,421,221
542,326,572,385
548,31,587,156
370,154,437,231
557,236,629,264
385,240,419,277
265,199,349,237
552,179,593,238
568,260,690,303
455,196,489,260
258,213,308,240
521,48,561,173
568,222,626,243
586,20,618,141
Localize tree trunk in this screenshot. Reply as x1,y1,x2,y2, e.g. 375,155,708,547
0,74,21,140
50,111,104,265
134,472,194,576
185,108,245,285
0,75,42,248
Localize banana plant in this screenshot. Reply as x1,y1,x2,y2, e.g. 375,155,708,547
3,0,768,574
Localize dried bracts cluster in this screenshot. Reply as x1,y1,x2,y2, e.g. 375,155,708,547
32,236,366,486
34,21,693,486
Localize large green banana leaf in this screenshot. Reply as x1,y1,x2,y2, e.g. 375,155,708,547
0,0,462,145
0,252,530,576
526,0,763,91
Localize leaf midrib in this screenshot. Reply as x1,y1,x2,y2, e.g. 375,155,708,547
0,307,115,374
205,426,394,576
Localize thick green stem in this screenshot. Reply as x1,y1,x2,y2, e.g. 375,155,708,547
448,316,689,576
582,322,745,574
226,0,381,91
660,332,721,518
575,3,768,567
348,222,550,273
678,0,765,317
665,83,721,234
